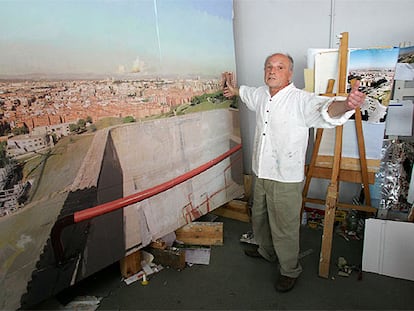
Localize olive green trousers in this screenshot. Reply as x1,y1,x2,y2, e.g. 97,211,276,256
251,177,303,278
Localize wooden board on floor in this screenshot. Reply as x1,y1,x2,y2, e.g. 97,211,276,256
212,200,250,223
175,222,223,245
119,250,141,278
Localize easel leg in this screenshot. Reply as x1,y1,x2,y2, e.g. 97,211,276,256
319,183,338,278
319,124,343,278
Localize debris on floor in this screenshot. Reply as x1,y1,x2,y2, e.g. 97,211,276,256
61,295,102,311
124,250,164,285
147,244,186,270
122,219,224,286
239,230,257,245
335,209,365,241
182,246,211,265
141,273,149,286
336,256,362,280
305,210,324,229
337,256,352,277
121,207,275,296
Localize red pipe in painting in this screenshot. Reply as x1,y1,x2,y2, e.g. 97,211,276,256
51,143,242,263
75,143,242,222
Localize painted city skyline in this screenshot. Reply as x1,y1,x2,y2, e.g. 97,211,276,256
0,0,235,79
348,47,400,70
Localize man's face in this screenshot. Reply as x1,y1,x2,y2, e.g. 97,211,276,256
264,54,293,92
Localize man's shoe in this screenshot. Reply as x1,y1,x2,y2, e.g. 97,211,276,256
244,248,263,258
275,275,297,292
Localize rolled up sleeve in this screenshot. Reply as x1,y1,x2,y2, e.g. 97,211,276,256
320,96,356,126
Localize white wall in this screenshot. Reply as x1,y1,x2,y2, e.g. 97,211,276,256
233,0,414,202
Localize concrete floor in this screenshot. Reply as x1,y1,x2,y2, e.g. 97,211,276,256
29,215,414,310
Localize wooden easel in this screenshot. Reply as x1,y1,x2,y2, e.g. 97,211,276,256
302,32,377,278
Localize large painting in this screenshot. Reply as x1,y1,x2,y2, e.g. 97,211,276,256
0,1,242,309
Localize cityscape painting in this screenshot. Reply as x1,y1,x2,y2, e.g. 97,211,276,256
347,47,400,118
0,1,243,309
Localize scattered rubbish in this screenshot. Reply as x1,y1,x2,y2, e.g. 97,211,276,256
346,210,359,232
307,220,319,229
141,262,154,275
336,256,362,279
141,250,154,265
147,246,186,270
124,263,163,285
337,257,352,277
337,231,350,242
335,209,365,241
184,246,211,265
306,211,323,229
150,239,167,250
62,296,102,311
124,270,145,285
240,231,257,245
141,273,149,286
123,250,164,285
160,232,177,247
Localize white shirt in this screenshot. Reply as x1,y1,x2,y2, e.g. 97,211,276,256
239,83,355,183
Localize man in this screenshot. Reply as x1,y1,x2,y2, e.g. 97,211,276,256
223,53,366,292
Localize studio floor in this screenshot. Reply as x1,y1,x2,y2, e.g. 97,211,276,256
28,215,414,310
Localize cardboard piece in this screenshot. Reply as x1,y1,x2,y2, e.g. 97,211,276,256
385,100,414,136
362,218,414,281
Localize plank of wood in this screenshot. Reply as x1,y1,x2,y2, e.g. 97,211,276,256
309,166,376,184
175,222,223,245
303,197,377,213
212,200,250,223
119,250,141,278
315,155,380,173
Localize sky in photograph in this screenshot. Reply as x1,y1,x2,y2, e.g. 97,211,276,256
0,0,235,78
349,47,400,70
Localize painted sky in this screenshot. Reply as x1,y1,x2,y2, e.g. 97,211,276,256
0,0,235,78
349,47,400,70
